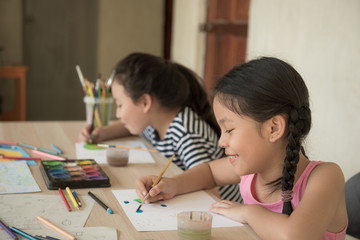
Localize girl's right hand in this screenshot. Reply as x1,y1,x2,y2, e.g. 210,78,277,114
136,175,177,204
78,125,105,143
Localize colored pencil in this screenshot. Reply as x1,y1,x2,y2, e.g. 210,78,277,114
0,219,18,239
0,155,42,161
58,188,72,212
87,103,96,144
0,141,17,145
97,144,158,153
88,191,113,214
32,150,66,160
66,187,79,210
72,191,82,208
36,216,76,240
75,65,85,87
19,143,59,155
9,226,37,240
35,235,60,240
136,154,175,212
51,144,63,154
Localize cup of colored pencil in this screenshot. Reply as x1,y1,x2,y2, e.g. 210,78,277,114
76,65,113,127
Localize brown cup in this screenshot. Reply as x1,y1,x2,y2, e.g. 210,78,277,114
106,148,129,166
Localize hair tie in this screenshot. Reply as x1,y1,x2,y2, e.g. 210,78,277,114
281,190,293,202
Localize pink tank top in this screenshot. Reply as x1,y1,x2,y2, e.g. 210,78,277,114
240,161,346,240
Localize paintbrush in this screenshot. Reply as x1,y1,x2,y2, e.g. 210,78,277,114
136,154,175,212
97,144,158,153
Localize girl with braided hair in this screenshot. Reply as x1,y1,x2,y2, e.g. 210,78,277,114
136,57,347,239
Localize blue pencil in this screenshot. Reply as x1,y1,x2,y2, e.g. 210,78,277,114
19,143,59,155
35,235,60,240
9,226,38,240
51,144,63,154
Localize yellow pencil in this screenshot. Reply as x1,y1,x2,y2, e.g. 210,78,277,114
66,187,79,210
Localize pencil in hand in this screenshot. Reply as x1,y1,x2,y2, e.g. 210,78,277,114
136,154,175,212
87,103,97,144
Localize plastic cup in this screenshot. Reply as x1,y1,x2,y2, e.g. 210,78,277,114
177,211,212,240
106,148,129,167
83,96,113,127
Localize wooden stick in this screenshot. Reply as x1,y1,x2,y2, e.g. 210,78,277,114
97,144,158,153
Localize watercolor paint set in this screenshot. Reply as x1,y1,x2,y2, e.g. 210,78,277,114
40,159,111,190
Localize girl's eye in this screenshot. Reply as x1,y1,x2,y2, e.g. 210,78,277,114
225,129,234,134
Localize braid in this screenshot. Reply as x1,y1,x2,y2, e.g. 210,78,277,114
281,106,310,215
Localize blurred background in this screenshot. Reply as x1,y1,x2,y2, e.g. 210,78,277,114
0,0,359,186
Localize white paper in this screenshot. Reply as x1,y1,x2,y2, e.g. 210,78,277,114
0,194,116,240
112,189,243,231
0,161,41,194
0,194,94,229
76,141,155,164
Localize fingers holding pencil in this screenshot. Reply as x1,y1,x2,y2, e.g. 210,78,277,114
136,154,175,211
78,124,102,143
136,175,178,204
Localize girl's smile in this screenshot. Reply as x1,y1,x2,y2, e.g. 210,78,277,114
228,154,239,164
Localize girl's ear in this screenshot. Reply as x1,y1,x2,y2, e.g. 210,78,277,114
267,114,287,142
141,93,152,113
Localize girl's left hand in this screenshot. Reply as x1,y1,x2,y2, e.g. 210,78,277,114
210,200,246,223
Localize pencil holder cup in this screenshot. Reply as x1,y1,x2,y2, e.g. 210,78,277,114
177,211,212,240
106,148,129,167
84,96,113,127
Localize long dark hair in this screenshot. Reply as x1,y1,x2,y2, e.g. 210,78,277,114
112,53,219,135
214,57,312,215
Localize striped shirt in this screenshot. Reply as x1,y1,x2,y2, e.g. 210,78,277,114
142,106,242,202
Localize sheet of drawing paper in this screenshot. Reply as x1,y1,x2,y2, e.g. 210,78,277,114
112,189,243,231
0,194,94,229
75,141,155,164
0,144,36,165
0,161,40,194
0,226,117,240
20,227,117,240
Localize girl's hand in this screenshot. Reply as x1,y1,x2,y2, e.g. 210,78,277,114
78,124,92,142
210,200,246,223
136,176,177,203
78,125,106,143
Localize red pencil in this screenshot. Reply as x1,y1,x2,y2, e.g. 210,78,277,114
58,188,72,212
0,155,42,161
0,141,18,145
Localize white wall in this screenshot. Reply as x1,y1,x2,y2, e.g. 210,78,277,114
171,0,207,77
246,0,360,180
97,0,164,78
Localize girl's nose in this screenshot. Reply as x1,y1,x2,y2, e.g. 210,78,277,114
218,135,227,148
115,109,121,119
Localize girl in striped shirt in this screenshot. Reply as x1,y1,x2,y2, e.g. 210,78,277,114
78,52,242,202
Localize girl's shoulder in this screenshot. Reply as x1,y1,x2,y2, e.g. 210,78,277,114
309,161,344,182
305,161,345,198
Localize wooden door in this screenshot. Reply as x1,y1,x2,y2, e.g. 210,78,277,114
202,0,250,98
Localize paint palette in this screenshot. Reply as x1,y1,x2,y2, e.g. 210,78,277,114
40,159,111,190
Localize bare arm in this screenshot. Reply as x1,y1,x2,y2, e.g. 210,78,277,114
78,120,131,143
136,157,240,202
